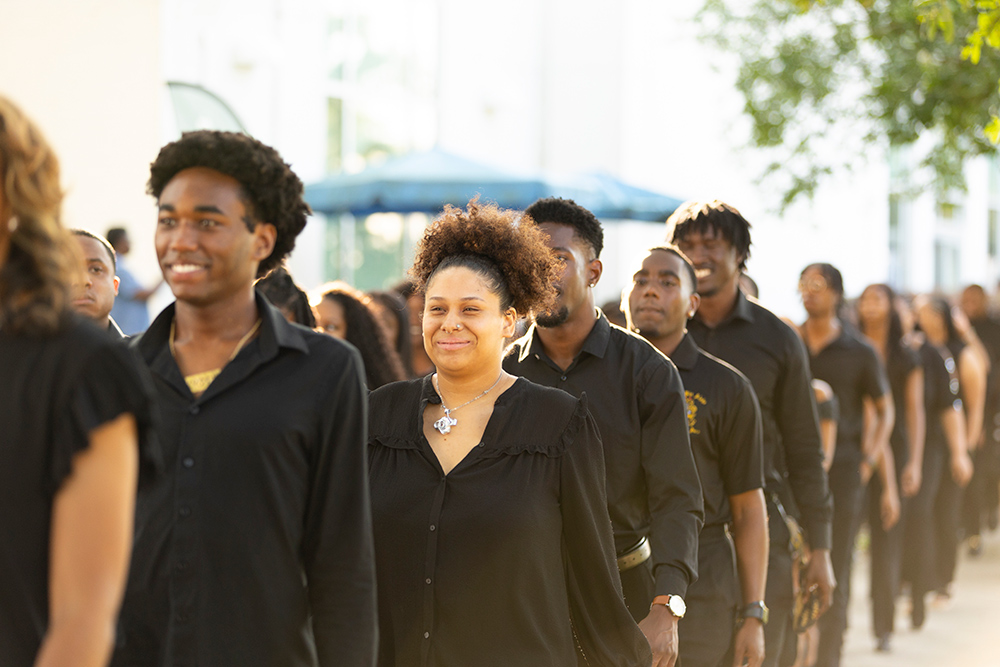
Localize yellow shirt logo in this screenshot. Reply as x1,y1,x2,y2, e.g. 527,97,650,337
685,390,706,435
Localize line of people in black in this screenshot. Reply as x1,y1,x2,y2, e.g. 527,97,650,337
788,266,998,666
3,94,995,667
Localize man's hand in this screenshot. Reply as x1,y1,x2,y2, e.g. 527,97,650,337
951,451,974,487
880,484,901,530
900,461,922,497
638,604,679,667
731,619,765,667
802,548,836,616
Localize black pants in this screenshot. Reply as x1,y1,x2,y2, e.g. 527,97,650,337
933,460,964,591
867,469,907,638
679,526,740,667
903,443,945,601
815,458,864,667
762,501,795,667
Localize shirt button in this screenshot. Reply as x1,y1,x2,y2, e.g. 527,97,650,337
189,405,200,415
182,457,195,468
425,578,432,584
178,506,192,518
176,560,189,571
429,525,436,531
423,632,430,639
560,375,567,381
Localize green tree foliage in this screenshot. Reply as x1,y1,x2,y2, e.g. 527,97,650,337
700,0,1000,208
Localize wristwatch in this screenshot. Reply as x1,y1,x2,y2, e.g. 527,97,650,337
739,601,769,625
650,594,686,618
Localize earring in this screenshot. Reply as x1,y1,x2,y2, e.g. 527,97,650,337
7,217,18,232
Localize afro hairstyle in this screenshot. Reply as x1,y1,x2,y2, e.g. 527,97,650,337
147,130,310,277
410,198,560,316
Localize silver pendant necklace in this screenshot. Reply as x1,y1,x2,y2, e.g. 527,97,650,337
432,372,504,435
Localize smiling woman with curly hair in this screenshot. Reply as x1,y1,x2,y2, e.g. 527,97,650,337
366,198,652,667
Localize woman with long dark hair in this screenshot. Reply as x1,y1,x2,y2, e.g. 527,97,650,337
314,281,407,389
0,97,154,667
856,284,924,651
905,296,979,624
367,200,651,667
368,288,415,378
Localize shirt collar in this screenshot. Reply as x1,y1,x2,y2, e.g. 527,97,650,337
134,290,309,396
516,308,612,364
692,287,755,328
669,332,701,371
108,316,126,338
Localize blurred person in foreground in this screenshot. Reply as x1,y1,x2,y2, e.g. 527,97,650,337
314,281,407,389
797,264,894,667
70,229,124,336
625,245,768,667
957,284,1000,546
106,226,161,335
506,198,703,667
667,201,834,667
368,199,652,666
856,283,924,652
0,96,154,667
114,130,375,667
256,265,316,327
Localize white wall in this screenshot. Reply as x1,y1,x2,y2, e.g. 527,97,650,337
0,0,163,284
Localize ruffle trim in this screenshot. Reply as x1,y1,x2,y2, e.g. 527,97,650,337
368,392,591,460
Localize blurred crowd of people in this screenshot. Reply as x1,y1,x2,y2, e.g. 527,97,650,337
3,91,999,667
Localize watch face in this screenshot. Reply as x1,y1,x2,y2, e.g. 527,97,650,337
668,596,686,617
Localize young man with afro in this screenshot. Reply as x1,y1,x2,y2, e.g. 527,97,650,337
113,131,376,667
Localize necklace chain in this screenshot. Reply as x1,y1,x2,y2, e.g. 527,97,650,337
432,372,504,435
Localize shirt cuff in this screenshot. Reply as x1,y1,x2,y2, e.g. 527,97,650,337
803,519,832,551
654,565,690,599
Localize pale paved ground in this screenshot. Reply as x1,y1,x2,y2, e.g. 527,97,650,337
841,527,1000,667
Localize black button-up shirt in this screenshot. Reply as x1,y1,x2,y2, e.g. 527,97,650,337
806,328,889,464
116,292,376,667
687,290,833,550
670,333,764,527
921,341,963,452
504,312,704,597
368,377,651,667
1,317,156,667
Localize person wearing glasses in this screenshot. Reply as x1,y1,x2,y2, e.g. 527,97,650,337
797,263,894,667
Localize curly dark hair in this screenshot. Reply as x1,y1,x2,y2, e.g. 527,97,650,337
147,130,310,277
318,283,407,389
523,197,604,259
409,199,559,316
256,266,315,328
666,200,753,270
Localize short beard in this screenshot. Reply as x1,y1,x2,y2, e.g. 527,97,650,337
535,306,570,328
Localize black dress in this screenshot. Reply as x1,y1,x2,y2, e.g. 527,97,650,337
368,376,652,667
0,316,155,666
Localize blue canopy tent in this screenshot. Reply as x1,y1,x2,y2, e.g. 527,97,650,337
304,149,683,222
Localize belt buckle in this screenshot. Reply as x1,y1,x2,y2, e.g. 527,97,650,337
616,536,651,572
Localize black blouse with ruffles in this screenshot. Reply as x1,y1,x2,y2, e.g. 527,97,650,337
368,376,652,667
0,316,157,666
